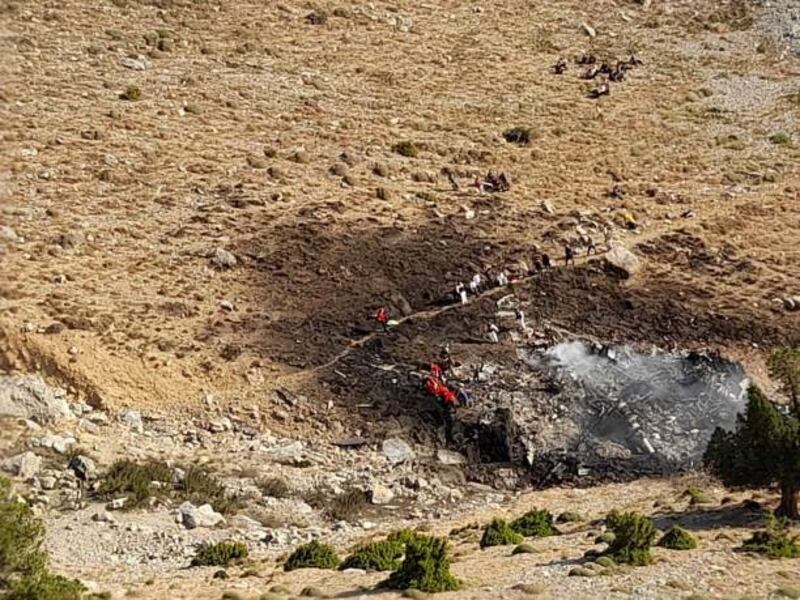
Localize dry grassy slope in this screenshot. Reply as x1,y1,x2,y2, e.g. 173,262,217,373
1,0,798,414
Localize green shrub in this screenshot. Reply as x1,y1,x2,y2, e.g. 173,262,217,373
284,540,340,571
328,488,367,522
774,587,800,599
556,511,583,523
392,141,418,158
178,467,239,514
770,132,791,145
191,541,249,567
119,85,141,101
602,510,657,566
741,513,800,558
658,526,697,550
503,127,532,145
510,509,558,538
595,531,616,544
98,460,172,508
683,485,710,505
4,572,86,600
387,529,425,546
385,536,460,593
480,518,523,548
511,543,538,555
0,477,85,599
595,555,616,568
340,540,404,571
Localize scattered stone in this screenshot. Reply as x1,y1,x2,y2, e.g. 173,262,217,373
92,511,117,524
0,225,22,243
383,438,415,465
2,451,42,479
541,200,556,214
582,22,597,38
389,292,413,317
180,502,225,529
604,245,641,278
0,375,72,423
211,248,237,269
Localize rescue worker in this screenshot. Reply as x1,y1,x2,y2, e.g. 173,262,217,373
439,347,453,374
375,307,390,332
488,323,500,343
456,387,473,407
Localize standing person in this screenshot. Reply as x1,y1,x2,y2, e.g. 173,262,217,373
497,270,509,286
564,243,576,267
455,282,468,305
541,253,552,269
515,308,526,331
375,307,390,332
470,273,482,295
603,226,613,250
487,323,500,343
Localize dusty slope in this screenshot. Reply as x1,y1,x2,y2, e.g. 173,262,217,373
2,0,798,422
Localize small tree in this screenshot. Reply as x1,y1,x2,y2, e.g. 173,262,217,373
602,510,657,566
769,348,800,414
704,385,800,518
480,518,523,548
384,535,460,593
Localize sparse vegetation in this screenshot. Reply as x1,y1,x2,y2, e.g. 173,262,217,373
602,510,657,566
0,476,85,599
741,513,800,558
683,485,710,505
770,132,791,146
556,511,583,523
658,526,698,550
480,518,524,548
768,348,800,411
177,467,240,514
392,141,418,158
284,540,340,571
511,543,538,555
191,542,248,567
97,460,172,508
704,385,800,518
258,477,291,499
340,540,404,571
387,529,426,547
119,85,141,101
385,536,460,593
510,509,559,538
503,127,533,145
328,488,368,522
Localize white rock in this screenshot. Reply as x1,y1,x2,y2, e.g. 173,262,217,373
2,451,42,479
120,409,144,433
40,434,76,454
107,497,128,510
0,375,72,423
121,56,147,71
604,245,641,278
179,502,225,529
436,449,466,465
369,482,395,505
211,247,237,269
0,225,22,243
382,438,415,465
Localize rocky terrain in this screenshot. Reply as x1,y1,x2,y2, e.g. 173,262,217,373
1,0,800,598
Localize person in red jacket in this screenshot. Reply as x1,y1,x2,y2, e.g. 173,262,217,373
375,307,389,332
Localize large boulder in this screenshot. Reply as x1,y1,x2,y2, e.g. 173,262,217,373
179,502,225,529
2,451,42,480
0,375,72,423
604,246,641,278
382,438,415,465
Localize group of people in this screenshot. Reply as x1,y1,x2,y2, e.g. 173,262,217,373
423,349,472,410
